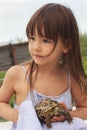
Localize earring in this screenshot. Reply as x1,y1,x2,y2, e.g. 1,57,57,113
59,53,66,65
59,55,64,64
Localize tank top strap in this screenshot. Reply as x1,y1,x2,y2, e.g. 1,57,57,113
21,66,26,74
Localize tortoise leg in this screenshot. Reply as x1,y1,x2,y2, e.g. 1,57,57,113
45,115,52,128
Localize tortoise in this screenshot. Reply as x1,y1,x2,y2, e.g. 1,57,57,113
35,99,72,128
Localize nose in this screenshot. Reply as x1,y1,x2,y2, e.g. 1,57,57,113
34,40,41,51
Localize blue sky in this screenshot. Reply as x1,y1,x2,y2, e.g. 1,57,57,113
0,0,87,46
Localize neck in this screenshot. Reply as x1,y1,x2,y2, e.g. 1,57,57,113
37,62,63,75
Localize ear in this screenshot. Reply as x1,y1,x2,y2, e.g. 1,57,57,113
63,40,72,53
63,47,69,53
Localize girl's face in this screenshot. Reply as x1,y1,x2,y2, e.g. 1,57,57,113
28,30,66,66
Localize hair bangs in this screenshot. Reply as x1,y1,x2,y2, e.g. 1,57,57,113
26,4,64,43
26,3,79,47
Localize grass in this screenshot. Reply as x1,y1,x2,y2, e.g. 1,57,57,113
82,56,87,74
0,71,6,79
0,71,6,84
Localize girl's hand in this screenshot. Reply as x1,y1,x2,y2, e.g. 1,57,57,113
51,102,68,122
51,115,65,122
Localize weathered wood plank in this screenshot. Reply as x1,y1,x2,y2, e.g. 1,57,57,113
0,42,31,71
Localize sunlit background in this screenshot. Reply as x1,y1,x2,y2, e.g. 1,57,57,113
0,0,87,46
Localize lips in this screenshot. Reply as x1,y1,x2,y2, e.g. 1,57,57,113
33,54,43,58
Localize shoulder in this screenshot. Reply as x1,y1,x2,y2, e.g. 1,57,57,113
6,63,30,75
71,76,87,107
4,64,30,82
3,65,29,86
5,65,23,79
7,65,22,72
71,77,82,97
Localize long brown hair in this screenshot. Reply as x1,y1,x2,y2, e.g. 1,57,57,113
26,3,87,94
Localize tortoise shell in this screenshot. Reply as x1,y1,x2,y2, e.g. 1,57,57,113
35,99,72,128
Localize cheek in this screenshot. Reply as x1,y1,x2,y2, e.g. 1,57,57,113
48,45,63,59
43,48,53,55
43,45,55,56
28,45,32,55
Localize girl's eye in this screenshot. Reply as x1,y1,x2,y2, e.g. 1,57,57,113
29,37,35,41
43,39,52,44
29,37,35,43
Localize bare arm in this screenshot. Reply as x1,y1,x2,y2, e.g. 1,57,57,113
0,102,18,122
0,66,19,122
70,77,87,120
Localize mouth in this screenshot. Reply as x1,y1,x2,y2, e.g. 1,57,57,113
33,54,44,58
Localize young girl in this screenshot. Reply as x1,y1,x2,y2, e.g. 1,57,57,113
0,3,87,130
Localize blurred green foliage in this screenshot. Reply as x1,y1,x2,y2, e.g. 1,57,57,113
80,34,87,74
80,34,87,57
0,71,6,79
9,95,15,107
82,56,87,74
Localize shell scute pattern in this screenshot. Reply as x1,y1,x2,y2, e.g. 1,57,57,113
35,99,72,128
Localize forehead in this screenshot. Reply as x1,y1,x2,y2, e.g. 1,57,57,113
30,27,45,37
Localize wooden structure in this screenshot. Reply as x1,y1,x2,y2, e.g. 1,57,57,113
0,41,31,71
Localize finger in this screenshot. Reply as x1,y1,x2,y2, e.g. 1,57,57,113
51,115,65,122
59,102,68,111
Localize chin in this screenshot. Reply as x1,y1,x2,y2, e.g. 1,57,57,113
34,62,44,66
34,60,45,66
